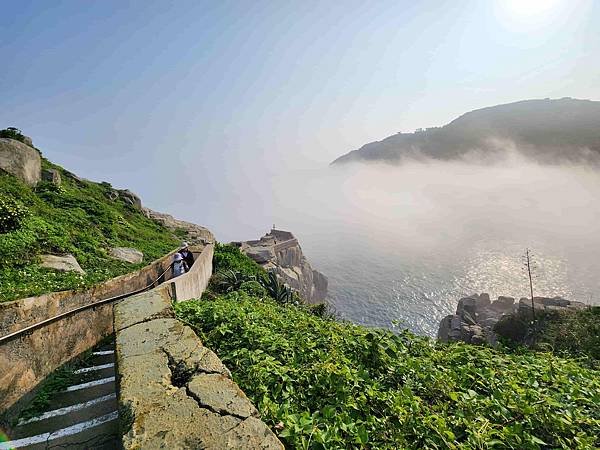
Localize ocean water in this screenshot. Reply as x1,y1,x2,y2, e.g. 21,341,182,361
264,156,600,337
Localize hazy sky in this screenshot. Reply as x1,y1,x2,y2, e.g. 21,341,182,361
1,0,599,239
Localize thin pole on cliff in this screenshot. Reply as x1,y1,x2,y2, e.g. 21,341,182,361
524,248,535,323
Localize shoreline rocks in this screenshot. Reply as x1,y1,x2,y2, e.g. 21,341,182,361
438,293,587,345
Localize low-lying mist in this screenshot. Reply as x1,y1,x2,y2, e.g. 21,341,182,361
186,148,600,335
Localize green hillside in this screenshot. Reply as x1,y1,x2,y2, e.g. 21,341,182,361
0,153,178,302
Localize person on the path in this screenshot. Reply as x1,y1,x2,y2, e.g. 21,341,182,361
171,253,188,277
179,242,195,270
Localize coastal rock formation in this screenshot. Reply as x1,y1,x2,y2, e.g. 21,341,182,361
0,138,41,186
109,247,144,264
438,293,588,345
235,230,328,304
40,254,85,274
143,207,215,245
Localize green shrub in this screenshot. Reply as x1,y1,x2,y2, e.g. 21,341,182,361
238,280,268,297
495,307,599,365
535,307,600,362
176,295,600,449
213,243,264,277
0,126,27,144
0,196,28,233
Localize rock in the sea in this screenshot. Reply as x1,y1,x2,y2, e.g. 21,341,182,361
41,168,62,186
40,254,85,274
109,247,143,264
0,138,41,186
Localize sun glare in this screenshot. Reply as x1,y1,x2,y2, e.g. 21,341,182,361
503,0,562,17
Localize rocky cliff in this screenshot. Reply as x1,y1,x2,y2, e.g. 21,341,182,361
234,230,328,304
438,293,588,345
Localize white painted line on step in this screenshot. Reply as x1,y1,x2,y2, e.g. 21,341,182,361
64,376,115,392
0,411,118,449
18,393,117,425
74,363,114,374
92,350,114,355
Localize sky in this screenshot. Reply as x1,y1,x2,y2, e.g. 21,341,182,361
1,0,599,240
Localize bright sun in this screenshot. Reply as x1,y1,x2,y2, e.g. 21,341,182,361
502,0,563,18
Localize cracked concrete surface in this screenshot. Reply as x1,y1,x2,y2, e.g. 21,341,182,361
115,284,283,449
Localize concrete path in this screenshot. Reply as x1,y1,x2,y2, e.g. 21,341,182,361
2,340,119,449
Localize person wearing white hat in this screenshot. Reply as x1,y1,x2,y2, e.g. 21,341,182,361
171,252,188,277
179,242,194,270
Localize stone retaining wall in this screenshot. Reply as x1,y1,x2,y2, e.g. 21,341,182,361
114,244,283,449
0,246,199,416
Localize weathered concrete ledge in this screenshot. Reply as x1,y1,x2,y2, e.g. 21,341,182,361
114,246,283,449
0,246,189,416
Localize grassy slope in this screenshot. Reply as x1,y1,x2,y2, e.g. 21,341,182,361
176,245,600,450
0,157,179,302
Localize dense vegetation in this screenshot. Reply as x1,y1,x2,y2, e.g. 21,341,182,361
495,307,600,365
0,155,178,301
177,245,600,449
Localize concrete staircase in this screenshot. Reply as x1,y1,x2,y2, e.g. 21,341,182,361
1,340,120,449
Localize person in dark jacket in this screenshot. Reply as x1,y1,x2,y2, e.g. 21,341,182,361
179,242,194,270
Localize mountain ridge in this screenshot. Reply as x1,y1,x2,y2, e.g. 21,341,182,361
331,97,600,165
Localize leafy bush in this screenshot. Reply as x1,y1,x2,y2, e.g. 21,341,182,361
0,196,28,233
177,294,600,449
259,271,297,305
495,307,600,365
211,269,256,294
238,280,268,297
212,243,264,277
0,126,27,144
535,307,600,361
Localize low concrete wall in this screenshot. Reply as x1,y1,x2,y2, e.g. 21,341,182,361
0,246,195,416
114,245,283,449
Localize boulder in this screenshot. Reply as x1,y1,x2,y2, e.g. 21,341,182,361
21,135,33,147
109,247,143,264
491,296,515,313
118,189,142,209
40,254,85,274
41,168,61,186
0,138,41,186
245,246,276,264
538,297,569,308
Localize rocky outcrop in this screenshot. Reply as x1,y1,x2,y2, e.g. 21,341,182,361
438,293,588,345
40,254,85,274
0,138,41,186
143,207,215,245
235,230,328,304
118,189,142,209
41,168,61,186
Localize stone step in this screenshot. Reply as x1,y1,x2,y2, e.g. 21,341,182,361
45,379,116,411
12,394,117,439
0,411,119,450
